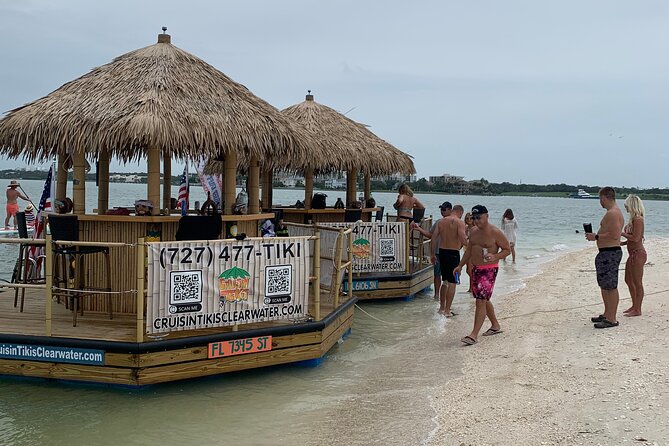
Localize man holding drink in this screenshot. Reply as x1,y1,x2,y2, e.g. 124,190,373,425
454,205,511,345
584,186,624,328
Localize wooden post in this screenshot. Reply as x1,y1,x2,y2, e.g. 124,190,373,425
261,168,273,210
364,173,371,202
72,149,86,214
147,146,161,215
304,168,314,209
45,234,53,336
313,228,321,320
333,228,345,307
163,153,172,212
97,150,110,215
136,237,145,342
405,222,411,274
248,156,260,214
56,153,68,201
346,170,357,207
224,152,237,215
347,228,353,299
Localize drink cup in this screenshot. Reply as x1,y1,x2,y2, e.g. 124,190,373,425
482,248,488,262
583,223,593,234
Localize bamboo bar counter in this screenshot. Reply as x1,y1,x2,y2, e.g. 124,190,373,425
276,207,379,224
72,212,274,315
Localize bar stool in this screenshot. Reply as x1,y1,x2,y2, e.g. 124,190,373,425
12,212,45,312
48,214,112,326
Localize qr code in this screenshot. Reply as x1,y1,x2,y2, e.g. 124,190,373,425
170,270,203,305
379,238,395,257
265,265,292,297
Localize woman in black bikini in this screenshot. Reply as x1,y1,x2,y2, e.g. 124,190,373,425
393,184,425,221
621,195,646,317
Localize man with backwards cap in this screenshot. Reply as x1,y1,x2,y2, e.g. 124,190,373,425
454,205,511,345
412,201,452,300
430,203,467,316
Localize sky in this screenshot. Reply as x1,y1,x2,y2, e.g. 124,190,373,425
1,0,668,188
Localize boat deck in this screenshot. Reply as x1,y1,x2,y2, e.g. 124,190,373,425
0,287,344,343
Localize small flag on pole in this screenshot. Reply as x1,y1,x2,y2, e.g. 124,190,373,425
178,163,189,216
29,164,54,272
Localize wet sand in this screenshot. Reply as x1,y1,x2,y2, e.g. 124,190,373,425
429,238,669,445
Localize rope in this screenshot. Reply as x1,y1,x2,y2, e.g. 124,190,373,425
354,303,404,325
498,288,669,321
51,286,137,295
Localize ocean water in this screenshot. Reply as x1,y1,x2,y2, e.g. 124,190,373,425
1,180,668,445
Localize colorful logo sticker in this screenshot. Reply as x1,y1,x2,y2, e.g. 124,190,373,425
219,267,250,303
352,238,371,259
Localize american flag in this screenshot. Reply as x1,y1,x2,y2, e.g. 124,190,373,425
29,164,54,270
178,163,189,215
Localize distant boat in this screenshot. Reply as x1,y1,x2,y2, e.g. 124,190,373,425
569,189,598,199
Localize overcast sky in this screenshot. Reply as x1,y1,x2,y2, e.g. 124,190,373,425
1,0,668,188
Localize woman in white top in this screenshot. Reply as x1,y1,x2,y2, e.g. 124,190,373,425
501,208,518,262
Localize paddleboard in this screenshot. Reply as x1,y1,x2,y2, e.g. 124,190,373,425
0,227,34,236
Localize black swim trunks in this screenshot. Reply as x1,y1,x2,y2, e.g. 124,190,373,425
438,248,461,284
595,247,623,290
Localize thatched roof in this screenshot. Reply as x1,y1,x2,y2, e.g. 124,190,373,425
0,33,323,164
280,93,416,176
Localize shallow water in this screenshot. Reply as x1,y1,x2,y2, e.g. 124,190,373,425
1,181,668,445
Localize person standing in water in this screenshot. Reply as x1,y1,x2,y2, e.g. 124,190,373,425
586,187,624,328
501,208,518,263
454,205,510,345
5,180,30,230
393,184,425,222
621,195,646,317
411,201,452,300
431,204,467,316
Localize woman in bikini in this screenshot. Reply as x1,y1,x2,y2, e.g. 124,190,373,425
621,195,646,317
393,184,424,222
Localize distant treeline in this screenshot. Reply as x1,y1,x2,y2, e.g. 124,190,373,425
2,169,667,200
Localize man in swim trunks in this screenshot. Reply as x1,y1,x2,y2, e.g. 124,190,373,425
5,180,29,230
431,204,467,316
585,186,624,328
411,201,452,300
454,205,510,345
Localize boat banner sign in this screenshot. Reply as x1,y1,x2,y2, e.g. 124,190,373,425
0,343,104,365
322,222,406,273
146,237,310,334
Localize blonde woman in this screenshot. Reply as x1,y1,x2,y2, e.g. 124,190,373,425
393,184,425,221
621,195,646,317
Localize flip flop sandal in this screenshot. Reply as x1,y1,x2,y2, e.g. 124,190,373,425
591,314,606,323
482,328,503,336
461,336,477,346
594,319,619,329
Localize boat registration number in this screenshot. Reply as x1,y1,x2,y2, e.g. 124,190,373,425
343,280,379,292
208,335,272,358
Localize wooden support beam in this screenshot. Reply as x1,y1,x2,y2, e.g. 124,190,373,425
147,146,161,215
72,150,86,214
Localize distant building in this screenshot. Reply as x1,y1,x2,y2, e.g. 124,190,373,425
324,178,346,189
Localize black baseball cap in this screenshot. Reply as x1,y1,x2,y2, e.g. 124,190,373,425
439,201,452,210
471,205,488,216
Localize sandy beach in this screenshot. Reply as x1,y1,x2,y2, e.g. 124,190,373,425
428,237,669,446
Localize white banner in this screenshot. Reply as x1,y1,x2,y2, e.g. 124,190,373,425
195,160,223,207
322,222,406,273
146,237,310,333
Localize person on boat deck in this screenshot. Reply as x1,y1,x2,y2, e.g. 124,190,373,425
393,184,425,221
5,180,30,230
24,203,36,227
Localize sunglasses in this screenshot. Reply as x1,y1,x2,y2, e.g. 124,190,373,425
472,214,486,220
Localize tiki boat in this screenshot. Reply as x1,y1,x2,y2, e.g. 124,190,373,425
0,31,355,387
275,93,434,300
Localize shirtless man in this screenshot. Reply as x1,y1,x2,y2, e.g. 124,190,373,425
585,186,624,328
454,205,510,345
5,180,29,230
411,201,452,300
431,204,467,316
